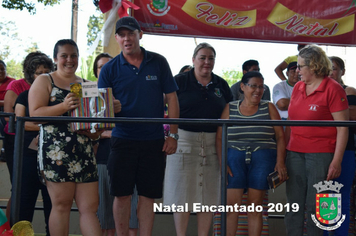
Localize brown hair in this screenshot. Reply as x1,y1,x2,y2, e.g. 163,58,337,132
93,53,113,78
329,56,345,71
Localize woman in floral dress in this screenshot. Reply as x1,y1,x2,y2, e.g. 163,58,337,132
29,39,107,236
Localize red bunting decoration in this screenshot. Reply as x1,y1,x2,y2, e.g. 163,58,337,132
99,0,140,18
99,0,112,13
118,0,140,18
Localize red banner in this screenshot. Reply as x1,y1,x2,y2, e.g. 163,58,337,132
133,0,356,46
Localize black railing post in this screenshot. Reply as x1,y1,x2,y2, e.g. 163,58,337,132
8,113,15,133
10,117,25,225
220,123,228,236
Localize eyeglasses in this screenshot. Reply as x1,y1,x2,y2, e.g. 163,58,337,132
245,83,265,90
297,64,308,70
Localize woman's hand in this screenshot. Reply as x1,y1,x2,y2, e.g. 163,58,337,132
76,129,105,141
327,160,342,181
225,165,233,185
274,162,288,182
35,135,39,145
227,165,233,177
162,137,177,155
63,93,80,111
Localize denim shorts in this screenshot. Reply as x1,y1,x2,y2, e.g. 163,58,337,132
227,148,276,190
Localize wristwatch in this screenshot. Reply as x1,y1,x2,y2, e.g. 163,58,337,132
168,132,179,141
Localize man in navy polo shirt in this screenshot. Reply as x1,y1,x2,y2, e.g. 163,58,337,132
98,16,179,235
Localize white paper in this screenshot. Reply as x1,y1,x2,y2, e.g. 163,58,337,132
82,82,99,98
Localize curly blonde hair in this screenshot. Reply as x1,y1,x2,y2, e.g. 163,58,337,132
298,45,331,78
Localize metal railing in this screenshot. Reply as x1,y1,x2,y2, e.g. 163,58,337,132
8,116,356,236
0,112,15,133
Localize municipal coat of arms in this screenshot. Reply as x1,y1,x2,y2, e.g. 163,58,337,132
311,180,345,230
147,0,171,16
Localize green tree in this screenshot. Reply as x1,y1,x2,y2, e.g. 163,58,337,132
0,18,36,62
6,59,23,79
0,20,20,61
2,0,61,14
220,69,243,87
0,19,24,79
2,43,42,79
76,54,97,82
78,9,104,81
25,42,40,54
0,45,11,61
87,13,104,54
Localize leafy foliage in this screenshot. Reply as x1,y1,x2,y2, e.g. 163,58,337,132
5,42,41,79
93,0,99,7
25,42,40,54
78,7,104,81
0,20,20,61
2,0,61,14
87,13,104,54
76,54,97,82
0,45,11,61
220,69,243,87
2,1,103,82
6,59,23,79
0,19,42,79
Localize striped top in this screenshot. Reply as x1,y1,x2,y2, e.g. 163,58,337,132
228,100,276,151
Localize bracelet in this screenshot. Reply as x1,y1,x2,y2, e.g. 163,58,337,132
91,134,101,142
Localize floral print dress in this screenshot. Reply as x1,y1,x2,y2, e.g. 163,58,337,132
38,75,98,183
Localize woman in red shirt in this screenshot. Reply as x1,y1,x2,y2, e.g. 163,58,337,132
0,60,15,110
285,45,349,236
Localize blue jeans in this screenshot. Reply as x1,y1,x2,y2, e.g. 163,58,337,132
323,150,355,236
227,148,276,190
285,151,333,236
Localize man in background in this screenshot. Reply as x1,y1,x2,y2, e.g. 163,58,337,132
230,59,271,101
272,62,299,119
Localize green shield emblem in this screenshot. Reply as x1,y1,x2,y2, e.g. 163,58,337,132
311,181,345,230
319,196,338,221
147,0,171,16
316,193,341,224
152,0,168,11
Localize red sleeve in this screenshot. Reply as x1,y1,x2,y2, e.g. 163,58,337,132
328,79,349,113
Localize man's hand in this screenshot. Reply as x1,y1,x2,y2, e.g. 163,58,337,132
113,98,122,113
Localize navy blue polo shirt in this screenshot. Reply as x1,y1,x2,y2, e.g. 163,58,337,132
98,47,178,140
175,69,233,132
